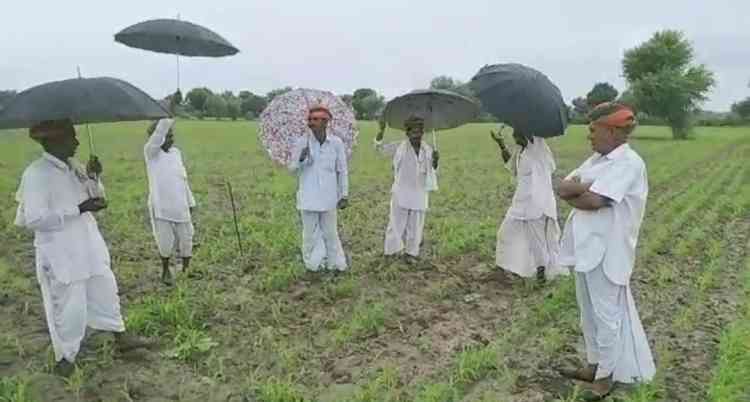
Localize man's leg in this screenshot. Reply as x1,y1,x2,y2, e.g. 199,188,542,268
384,198,408,256
404,209,425,258
320,210,347,271
576,270,601,374
152,218,176,285
176,221,194,274
585,267,626,381
86,270,126,333
37,264,88,372
300,211,324,271
86,270,151,353
572,267,623,397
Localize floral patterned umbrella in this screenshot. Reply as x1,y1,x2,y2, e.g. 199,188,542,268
259,88,358,166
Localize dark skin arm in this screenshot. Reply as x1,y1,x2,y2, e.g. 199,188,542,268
78,198,107,214
564,192,611,210
490,129,512,163
432,150,439,169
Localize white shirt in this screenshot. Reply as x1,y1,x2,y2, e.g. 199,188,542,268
288,134,349,212
14,153,111,284
559,143,648,286
505,137,557,220
375,139,438,211
144,119,196,222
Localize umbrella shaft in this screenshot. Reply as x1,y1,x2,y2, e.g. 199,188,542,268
86,125,96,156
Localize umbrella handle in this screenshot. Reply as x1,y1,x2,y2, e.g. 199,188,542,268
86,124,96,157
432,130,438,151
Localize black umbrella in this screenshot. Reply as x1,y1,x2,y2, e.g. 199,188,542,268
470,63,568,138
115,18,239,89
383,89,480,132
0,76,169,158
0,77,169,130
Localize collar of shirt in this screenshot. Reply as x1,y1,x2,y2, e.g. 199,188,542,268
311,134,331,146
42,152,71,171
600,143,630,161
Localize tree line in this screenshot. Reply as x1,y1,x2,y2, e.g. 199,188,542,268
1,31,747,140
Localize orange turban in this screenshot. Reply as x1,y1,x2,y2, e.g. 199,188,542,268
588,102,636,128
308,105,332,119
29,119,75,142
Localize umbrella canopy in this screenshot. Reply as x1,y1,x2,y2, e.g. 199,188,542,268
470,63,568,138
259,88,358,166
114,18,239,57
0,77,169,130
383,89,480,131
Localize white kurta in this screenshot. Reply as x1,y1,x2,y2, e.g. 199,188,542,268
495,138,566,278
15,153,125,362
559,143,655,383
289,134,349,271
375,139,438,257
144,119,196,258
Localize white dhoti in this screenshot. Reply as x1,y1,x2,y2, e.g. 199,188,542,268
300,210,347,271
384,199,426,257
151,213,194,258
575,265,656,383
37,263,125,363
495,216,567,278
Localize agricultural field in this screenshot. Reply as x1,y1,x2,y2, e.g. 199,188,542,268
1,121,749,402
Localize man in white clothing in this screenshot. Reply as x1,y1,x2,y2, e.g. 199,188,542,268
144,118,196,285
374,115,439,264
492,127,566,283
288,105,349,272
14,120,147,377
555,103,655,399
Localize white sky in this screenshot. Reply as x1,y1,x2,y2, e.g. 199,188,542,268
2,0,748,110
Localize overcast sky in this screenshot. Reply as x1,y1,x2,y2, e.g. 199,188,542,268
2,0,748,111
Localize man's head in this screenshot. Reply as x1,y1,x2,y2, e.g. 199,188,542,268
30,119,78,160
587,102,637,155
404,115,425,143
307,105,332,134
147,120,175,152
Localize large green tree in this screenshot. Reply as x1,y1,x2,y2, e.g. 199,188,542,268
586,82,618,106
186,87,213,112
429,75,474,98
266,87,293,103
731,98,750,119
351,88,385,120
239,91,267,118
205,94,228,119
622,30,715,139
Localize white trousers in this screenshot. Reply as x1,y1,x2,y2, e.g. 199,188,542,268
151,217,194,258
575,265,656,383
300,210,347,271
496,215,566,278
384,200,426,257
37,264,125,363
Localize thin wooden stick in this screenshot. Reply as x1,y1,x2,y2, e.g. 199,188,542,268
226,181,244,256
